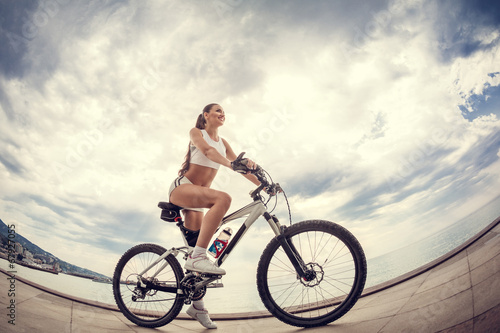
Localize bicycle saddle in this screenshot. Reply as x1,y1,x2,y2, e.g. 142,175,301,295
158,202,182,222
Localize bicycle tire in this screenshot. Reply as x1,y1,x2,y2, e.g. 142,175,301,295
113,243,184,328
256,220,367,328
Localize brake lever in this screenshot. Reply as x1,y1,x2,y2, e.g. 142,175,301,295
265,183,282,196
252,166,266,182
235,152,246,161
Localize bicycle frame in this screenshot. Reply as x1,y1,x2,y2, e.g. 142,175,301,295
137,199,283,282
216,200,279,266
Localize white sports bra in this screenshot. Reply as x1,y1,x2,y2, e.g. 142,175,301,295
190,129,226,169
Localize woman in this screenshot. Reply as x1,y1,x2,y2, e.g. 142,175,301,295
168,103,260,328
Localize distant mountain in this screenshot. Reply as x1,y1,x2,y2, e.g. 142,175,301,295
0,232,8,248
0,219,56,257
0,218,109,279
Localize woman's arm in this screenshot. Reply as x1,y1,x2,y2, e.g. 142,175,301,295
222,138,261,186
190,128,231,168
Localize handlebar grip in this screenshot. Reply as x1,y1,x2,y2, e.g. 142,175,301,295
252,164,262,172
231,152,251,174
232,152,264,176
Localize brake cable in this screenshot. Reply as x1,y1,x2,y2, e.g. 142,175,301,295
261,168,293,225
281,188,293,226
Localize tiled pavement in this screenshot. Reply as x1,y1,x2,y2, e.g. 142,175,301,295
1,218,499,333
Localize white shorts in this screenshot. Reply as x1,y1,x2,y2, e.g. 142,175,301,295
168,176,204,213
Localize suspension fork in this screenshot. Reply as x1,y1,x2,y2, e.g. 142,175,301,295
264,213,307,278
277,233,308,278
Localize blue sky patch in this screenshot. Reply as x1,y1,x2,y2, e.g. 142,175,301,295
460,84,500,121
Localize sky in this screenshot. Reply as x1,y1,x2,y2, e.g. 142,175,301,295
1,0,499,283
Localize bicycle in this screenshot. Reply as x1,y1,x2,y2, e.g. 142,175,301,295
113,153,367,328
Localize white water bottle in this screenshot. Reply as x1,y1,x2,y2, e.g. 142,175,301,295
208,227,232,258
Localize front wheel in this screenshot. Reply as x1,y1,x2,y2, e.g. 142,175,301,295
113,243,185,328
257,220,367,328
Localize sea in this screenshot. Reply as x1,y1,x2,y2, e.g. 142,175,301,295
2,195,500,314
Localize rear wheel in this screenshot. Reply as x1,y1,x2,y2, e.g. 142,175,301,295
113,244,184,328
257,220,367,327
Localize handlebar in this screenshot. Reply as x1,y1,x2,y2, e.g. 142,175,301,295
231,152,281,200
232,152,291,224
232,152,266,182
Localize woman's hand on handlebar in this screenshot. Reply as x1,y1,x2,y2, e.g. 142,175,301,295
231,152,258,174
245,158,258,171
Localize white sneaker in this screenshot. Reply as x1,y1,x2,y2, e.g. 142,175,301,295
185,255,226,275
186,304,217,329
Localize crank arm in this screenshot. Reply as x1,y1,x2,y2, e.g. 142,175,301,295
193,275,222,294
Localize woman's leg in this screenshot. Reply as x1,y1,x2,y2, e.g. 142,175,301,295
187,299,217,329
170,184,224,327
170,184,231,248
183,210,203,230
170,184,231,275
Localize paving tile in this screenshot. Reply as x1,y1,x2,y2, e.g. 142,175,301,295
430,250,467,273
470,250,500,286
473,302,500,333
20,292,73,320
15,294,72,332
416,255,469,294
380,289,473,333
399,273,471,313
171,316,290,333
113,311,203,332
385,271,430,294
351,295,373,311
308,317,391,333
11,276,45,303
8,315,70,333
467,231,500,271
72,302,134,331
491,223,500,233
362,271,429,308
345,298,408,322
472,270,500,316
363,284,416,308
436,319,473,333
127,321,184,333
68,324,137,333
219,317,287,333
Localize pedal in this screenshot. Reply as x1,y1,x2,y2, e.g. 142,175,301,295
185,271,223,279
200,273,223,279
207,282,224,288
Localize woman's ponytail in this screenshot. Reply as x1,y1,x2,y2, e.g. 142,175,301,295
195,113,206,129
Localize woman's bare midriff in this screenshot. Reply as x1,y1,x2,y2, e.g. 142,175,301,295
183,164,219,187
